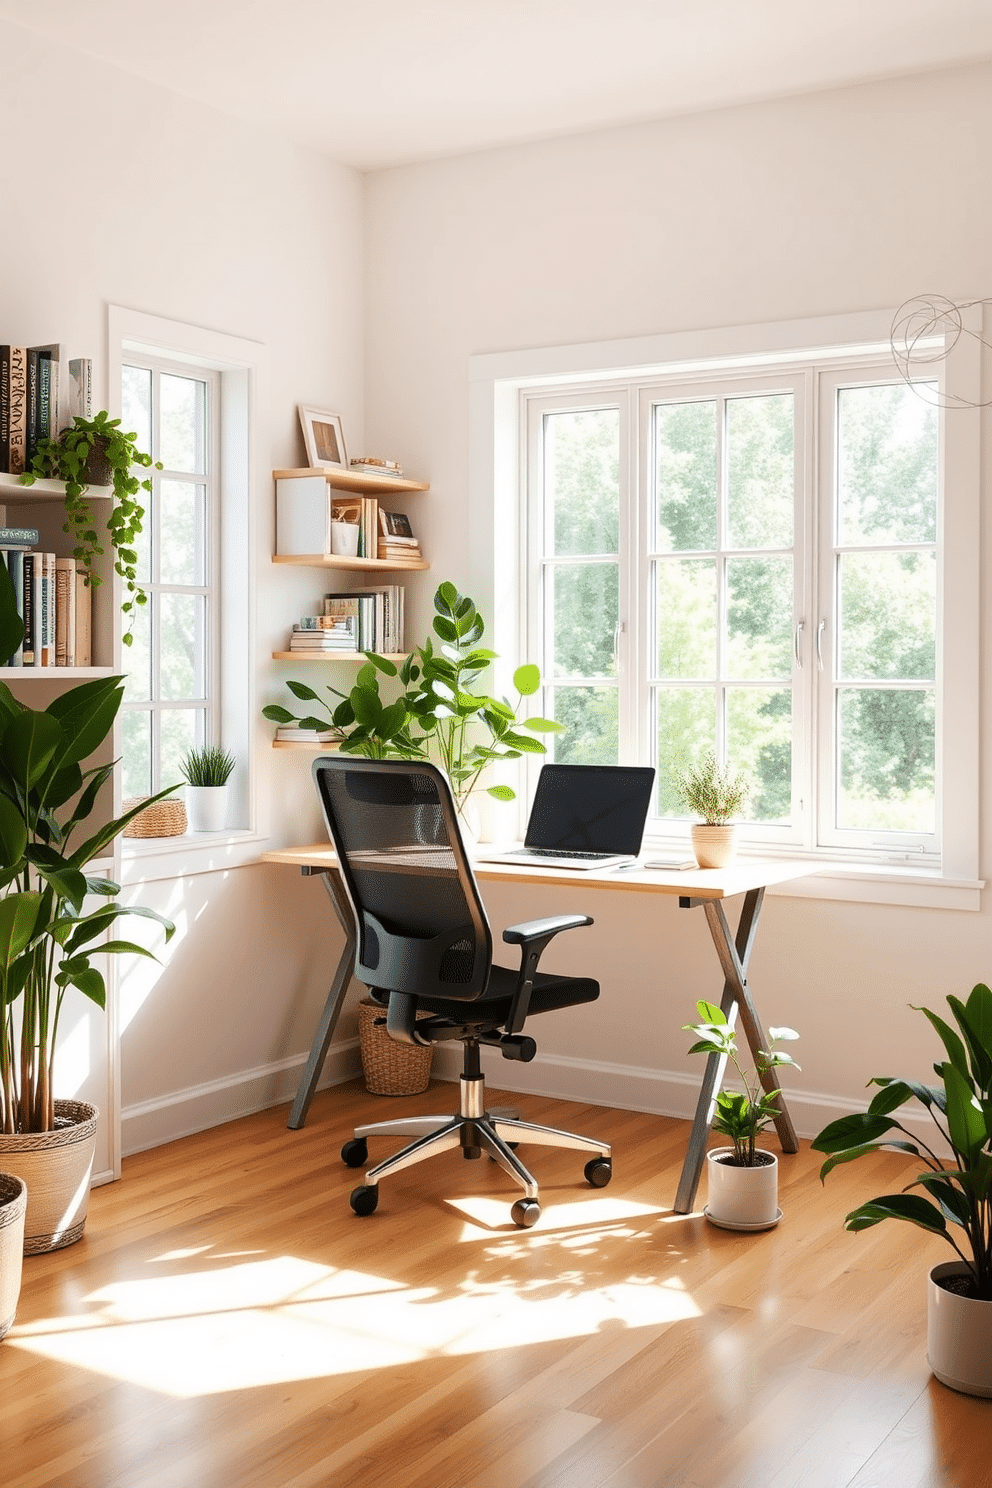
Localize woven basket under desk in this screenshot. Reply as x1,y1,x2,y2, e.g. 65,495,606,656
358,998,434,1096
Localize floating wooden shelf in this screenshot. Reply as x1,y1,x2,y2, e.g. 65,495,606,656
272,740,343,750
273,467,428,495
272,553,428,572
0,666,115,679
271,651,407,662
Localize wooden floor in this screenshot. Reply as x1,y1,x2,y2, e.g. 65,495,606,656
2,1079,990,1488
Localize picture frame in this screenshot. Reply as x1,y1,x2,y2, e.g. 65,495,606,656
379,508,416,539
298,406,348,470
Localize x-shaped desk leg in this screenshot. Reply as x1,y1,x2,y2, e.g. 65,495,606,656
287,866,357,1130
673,887,798,1214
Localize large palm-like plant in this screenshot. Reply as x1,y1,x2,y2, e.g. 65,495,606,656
0,565,174,1134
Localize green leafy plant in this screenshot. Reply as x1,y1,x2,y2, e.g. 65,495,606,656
0,564,175,1134
180,746,236,788
811,984,992,1300
683,1000,800,1166
264,582,563,812
675,750,750,824
20,410,161,645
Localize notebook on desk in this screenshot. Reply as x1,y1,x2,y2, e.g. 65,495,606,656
475,763,656,871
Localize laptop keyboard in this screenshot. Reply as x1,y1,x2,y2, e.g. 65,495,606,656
517,847,617,861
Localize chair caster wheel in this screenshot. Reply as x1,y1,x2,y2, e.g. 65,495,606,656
511,1199,541,1228
350,1184,379,1216
341,1138,368,1169
584,1158,612,1188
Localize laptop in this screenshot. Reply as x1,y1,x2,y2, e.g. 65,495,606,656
476,763,656,871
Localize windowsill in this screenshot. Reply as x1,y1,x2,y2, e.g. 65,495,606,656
120,829,267,884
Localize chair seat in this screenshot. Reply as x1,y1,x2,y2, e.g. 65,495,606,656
373,964,599,1028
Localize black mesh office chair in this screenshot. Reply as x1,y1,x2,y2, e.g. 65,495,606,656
313,756,612,1228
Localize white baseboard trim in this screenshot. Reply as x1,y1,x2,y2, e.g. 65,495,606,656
122,1041,950,1159
121,1041,362,1156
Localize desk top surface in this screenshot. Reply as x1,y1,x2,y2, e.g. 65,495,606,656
260,842,819,901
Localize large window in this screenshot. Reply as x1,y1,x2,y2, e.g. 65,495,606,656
120,357,219,800
521,345,959,870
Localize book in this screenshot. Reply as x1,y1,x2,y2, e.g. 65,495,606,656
21,552,36,665
350,456,403,474
39,553,55,666
1,549,23,665
0,528,39,545
1,346,28,474
30,344,60,442
67,358,93,422
275,726,340,742
74,564,92,667
55,557,77,667
26,349,39,465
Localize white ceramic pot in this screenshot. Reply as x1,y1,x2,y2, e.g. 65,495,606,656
0,1101,99,1254
927,1260,992,1397
186,784,229,833
691,823,738,869
0,1173,27,1338
704,1147,780,1230
330,521,360,556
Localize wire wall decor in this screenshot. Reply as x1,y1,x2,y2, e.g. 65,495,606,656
890,294,990,408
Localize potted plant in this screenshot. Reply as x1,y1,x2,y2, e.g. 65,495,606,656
180,745,236,833
0,565,174,1252
19,410,160,646
675,751,750,868
683,999,800,1229
0,1172,26,1340
811,983,992,1397
264,582,562,831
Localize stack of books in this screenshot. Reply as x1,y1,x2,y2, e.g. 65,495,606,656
288,615,360,653
377,507,422,564
350,456,404,478
0,531,91,667
0,346,92,474
274,725,340,745
323,585,404,653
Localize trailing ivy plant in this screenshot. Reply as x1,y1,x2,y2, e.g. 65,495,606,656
264,582,563,813
21,410,160,645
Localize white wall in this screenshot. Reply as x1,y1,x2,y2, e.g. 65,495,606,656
0,18,368,1154
363,63,992,1125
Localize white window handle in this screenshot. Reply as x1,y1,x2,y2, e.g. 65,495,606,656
794,621,805,669
816,619,826,671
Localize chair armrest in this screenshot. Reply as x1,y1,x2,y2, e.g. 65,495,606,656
502,914,592,945
501,914,593,1034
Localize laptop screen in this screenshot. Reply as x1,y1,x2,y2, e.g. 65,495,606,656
524,764,656,855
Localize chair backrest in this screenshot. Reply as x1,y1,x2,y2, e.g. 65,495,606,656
313,757,493,1001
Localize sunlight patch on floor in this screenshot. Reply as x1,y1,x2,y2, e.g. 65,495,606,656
9,1238,700,1398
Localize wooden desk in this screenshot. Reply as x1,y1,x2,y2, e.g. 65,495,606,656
261,843,816,1213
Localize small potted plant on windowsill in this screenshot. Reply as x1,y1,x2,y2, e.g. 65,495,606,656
180,746,236,833
812,983,992,1397
19,410,160,646
683,1000,800,1230
675,751,750,868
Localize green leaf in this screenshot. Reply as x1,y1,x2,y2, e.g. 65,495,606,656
513,663,540,696
844,1193,948,1236
497,732,545,754
915,1003,970,1082
366,653,398,677
350,685,383,728
45,675,124,767
943,1059,985,1162
432,616,457,643
286,680,321,702
811,1111,903,1153
521,716,565,733
0,890,41,972
0,554,25,665
2,709,65,788
486,784,516,802
435,581,459,616
0,793,27,869
817,1139,923,1180
262,705,295,724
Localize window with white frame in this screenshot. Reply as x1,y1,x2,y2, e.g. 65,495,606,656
120,356,219,799
522,350,955,865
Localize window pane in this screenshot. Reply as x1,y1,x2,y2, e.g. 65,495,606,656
123,603,151,702
121,711,151,799
160,374,206,475
655,558,716,679
838,384,938,546
655,687,716,815
160,481,206,586
545,410,618,557
121,365,152,460
550,562,618,678
160,593,206,699
727,556,792,680
839,551,935,681
655,400,717,552
160,710,203,791
551,687,618,765
726,393,793,549
836,687,935,832
727,688,791,823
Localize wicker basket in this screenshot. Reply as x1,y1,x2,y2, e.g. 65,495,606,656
123,796,187,838
0,1100,99,1254
358,998,434,1096
0,1173,27,1340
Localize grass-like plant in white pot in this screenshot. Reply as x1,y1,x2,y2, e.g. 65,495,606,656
180,746,236,833
684,1000,800,1229
675,751,750,868
812,983,992,1397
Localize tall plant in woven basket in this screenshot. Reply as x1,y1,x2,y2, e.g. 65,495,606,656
0,564,175,1249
